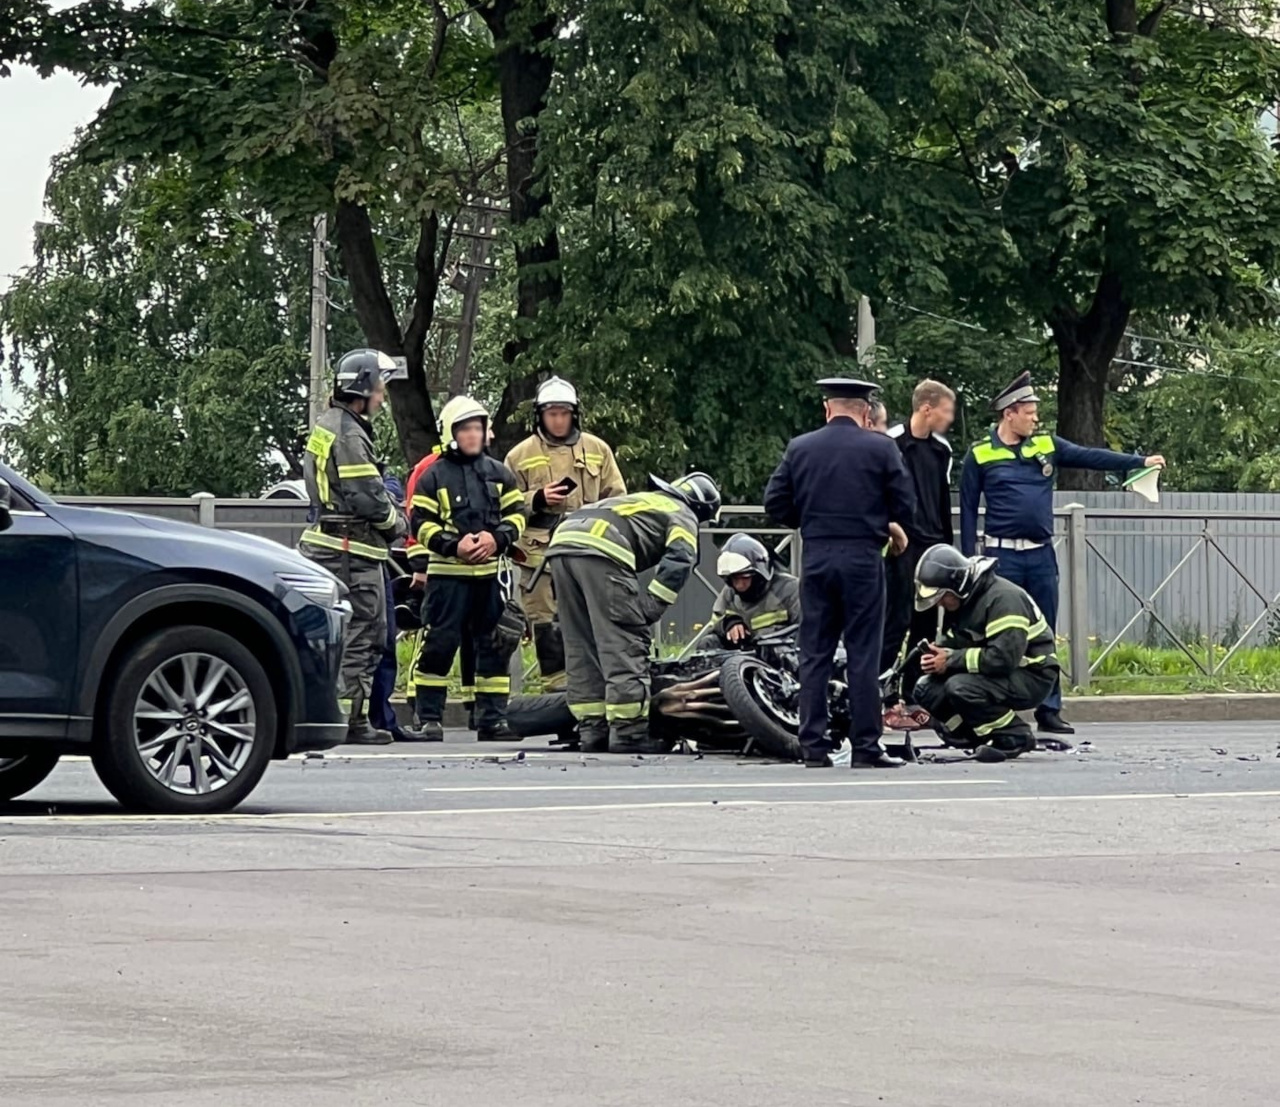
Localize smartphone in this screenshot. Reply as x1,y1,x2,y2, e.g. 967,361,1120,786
556,476,578,493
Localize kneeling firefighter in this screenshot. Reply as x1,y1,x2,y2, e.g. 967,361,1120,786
504,376,626,691
299,349,407,744
691,533,801,651
911,543,1059,762
409,396,527,741
548,473,722,754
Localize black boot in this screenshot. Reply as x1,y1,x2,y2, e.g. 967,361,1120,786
609,721,670,755
579,719,609,754
474,693,516,741
1035,708,1075,735
399,721,444,742
346,698,394,746
477,722,519,742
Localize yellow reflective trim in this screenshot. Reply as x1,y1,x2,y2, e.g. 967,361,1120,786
418,522,443,545
975,710,1017,737
1025,434,1055,456
667,526,697,550
299,527,389,562
590,519,610,537
426,555,500,577
550,531,637,568
569,701,606,719
1027,618,1048,638
500,488,525,510
413,674,452,689
517,455,552,472
750,610,790,630
612,492,681,516
457,685,476,699
972,442,1016,465
965,647,981,673
1020,652,1056,667
376,503,398,530
305,425,336,457
648,579,678,604
504,512,528,537
606,702,646,721
475,676,511,694
985,615,1031,637
412,494,440,512
337,463,380,479
583,453,604,465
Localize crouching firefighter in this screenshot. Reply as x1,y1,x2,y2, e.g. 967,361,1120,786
299,349,407,745
691,533,801,651
409,396,527,742
911,544,1059,763
548,472,722,754
504,376,626,691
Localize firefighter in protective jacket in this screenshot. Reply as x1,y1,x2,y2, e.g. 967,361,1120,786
547,472,721,754
409,396,526,741
691,533,801,651
503,376,625,691
911,543,1059,762
299,348,407,745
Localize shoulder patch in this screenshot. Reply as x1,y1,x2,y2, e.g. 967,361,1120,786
888,424,906,439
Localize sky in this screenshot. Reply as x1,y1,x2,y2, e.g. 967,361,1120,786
0,65,110,291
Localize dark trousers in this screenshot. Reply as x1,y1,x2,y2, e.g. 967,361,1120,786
880,541,942,694
369,569,401,734
914,666,1056,745
413,576,509,728
990,545,1061,713
798,539,885,759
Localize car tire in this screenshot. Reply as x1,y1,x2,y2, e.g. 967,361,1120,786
718,654,803,761
92,626,278,814
0,752,60,802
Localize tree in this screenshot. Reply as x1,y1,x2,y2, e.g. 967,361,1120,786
0,156,318,495
20,0,502,465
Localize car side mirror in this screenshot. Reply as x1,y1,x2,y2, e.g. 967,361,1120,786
0,478,12,532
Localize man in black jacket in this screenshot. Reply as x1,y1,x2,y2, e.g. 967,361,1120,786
764,378,916,769
881,379,956,697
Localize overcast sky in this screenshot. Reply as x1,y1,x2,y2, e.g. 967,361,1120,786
0,65,109,291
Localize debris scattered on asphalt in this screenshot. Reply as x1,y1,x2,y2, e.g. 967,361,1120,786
1211,747,1228,756
303,752,324,760
1237,754,1260,762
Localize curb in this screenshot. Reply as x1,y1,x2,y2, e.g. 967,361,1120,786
1063,693,1280,723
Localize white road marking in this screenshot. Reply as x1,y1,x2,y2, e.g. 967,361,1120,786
417,779,1007,794
4,788,1280,824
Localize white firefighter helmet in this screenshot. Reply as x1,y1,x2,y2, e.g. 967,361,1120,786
438,395,489,451
716,533,773,581
535,376,579,410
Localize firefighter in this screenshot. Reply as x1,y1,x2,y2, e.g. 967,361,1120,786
911,543,1059,763
548,472,722,754
503,376,626,691
691,533,801,651
299,348,407,745
409,396,526,741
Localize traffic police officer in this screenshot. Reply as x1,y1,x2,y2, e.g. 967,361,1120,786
548,472,721,755
299,348,407,745
912,543,1059,762
504,376,626,691
691,533,802,651
410,396,527,742
959,371,1165,734
764,379,917,769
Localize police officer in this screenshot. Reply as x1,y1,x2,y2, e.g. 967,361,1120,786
764,379,916,769
960,371,1165,734
911,544,1058,762
504,377,626,691
691,533,801,651
409,396,527,742
548,472,721,754
299,348,407,745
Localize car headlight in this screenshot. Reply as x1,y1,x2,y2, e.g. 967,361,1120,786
277,570,342,608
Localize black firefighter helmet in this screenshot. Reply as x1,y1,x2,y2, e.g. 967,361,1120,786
914,544,997,611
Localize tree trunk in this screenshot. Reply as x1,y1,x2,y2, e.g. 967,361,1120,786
476,0,562,463
1048,268,1131,491
333,200,440,466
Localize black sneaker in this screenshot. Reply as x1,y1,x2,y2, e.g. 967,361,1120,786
399,721,444,742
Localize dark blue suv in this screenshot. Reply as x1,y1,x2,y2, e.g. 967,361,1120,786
0,463,348,813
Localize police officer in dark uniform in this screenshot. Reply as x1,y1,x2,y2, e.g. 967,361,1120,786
764,379,917,768
960,371,1165,734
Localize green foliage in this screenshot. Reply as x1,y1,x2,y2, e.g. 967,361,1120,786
1,156,309,495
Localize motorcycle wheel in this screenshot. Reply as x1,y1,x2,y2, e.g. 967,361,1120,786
718,654,803,762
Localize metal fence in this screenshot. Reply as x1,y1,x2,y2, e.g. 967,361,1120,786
58,491,1280,689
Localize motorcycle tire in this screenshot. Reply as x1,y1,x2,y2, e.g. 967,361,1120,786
507,693,576,739
718,654,803,762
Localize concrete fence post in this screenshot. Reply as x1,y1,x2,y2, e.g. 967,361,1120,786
1065,503,1089,690
192,492,217,528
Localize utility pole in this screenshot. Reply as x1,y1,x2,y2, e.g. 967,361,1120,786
446,198,503,396
856,295,876,369
308,213,330,429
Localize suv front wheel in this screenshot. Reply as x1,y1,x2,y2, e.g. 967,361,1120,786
92,626,278,814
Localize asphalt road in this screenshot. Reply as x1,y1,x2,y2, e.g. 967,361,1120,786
2,722,1278,1106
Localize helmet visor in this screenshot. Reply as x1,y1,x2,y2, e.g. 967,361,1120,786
914,582,954,612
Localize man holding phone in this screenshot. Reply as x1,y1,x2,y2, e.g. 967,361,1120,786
504,377,626,691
